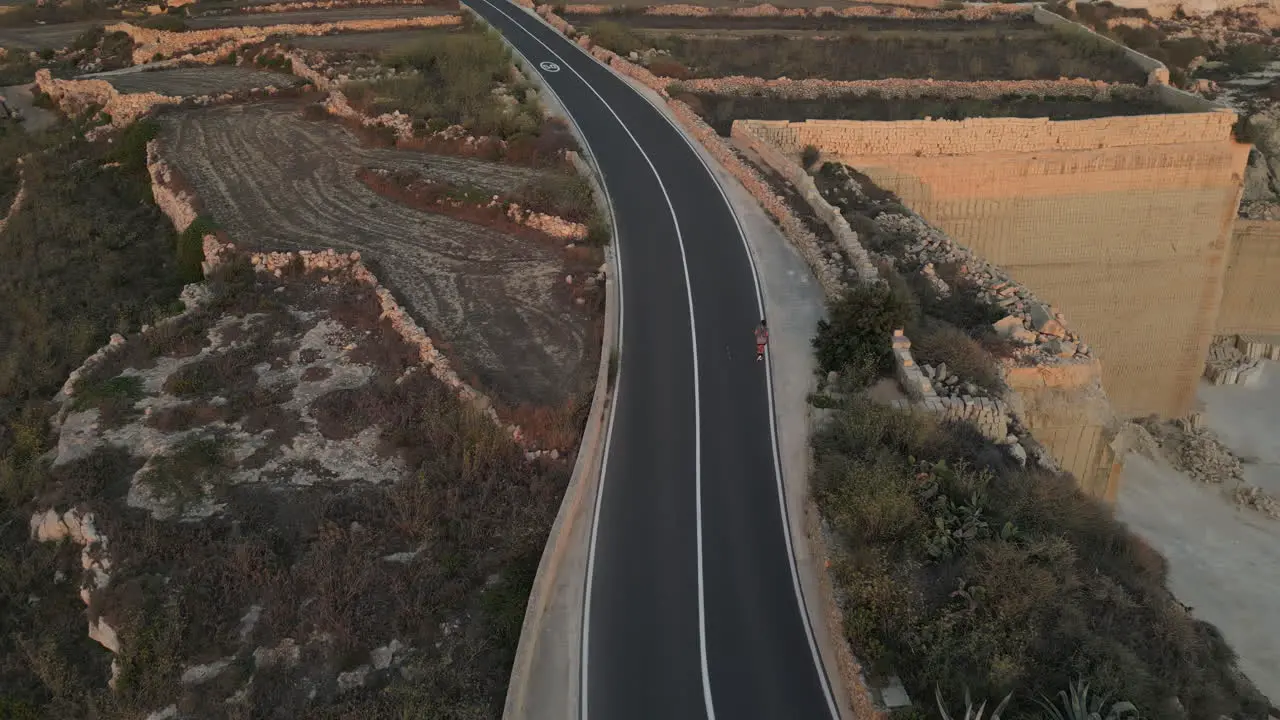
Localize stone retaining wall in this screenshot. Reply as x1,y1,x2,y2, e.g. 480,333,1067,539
34,68,293,137
144,138,532,447
889,330,1013,446
108,15,462,65
674,75,1131,101
558,1,1028,20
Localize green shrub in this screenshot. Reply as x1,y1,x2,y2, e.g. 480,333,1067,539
800,144,820,169
813,282,915,381
139,14,187,31
176,216,216,284
811,395,1272,718
108,118,160,172
587,20,644,56
1225,43,1270,74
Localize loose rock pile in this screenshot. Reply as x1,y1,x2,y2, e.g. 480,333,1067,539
1203,335,1267,386
1139,416,1244,485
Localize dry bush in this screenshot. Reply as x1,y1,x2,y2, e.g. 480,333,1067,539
911,320,1002,393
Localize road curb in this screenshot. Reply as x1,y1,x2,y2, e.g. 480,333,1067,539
467,7,619,720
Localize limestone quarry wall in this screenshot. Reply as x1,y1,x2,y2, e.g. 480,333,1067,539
742,114,1250,419
1218,219,1280,336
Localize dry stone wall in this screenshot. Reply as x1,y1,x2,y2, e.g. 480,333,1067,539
559,1,1029,20
742,115,1250,419
35,68,294,137
144,139,536,448
675,76,1130,101
108,15,462,65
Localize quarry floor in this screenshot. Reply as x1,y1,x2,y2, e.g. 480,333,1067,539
1118,361,1280,706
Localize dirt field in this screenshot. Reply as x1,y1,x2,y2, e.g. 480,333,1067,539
690,92,1175,135
651,32,1144,82
186,5,454,28
285,27,453,50
103,66,301,95
0,20,96,50
158,100,594,406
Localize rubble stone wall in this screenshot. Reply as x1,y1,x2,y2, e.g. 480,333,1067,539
1218,219,1280,336
108,15,462,65
558,1,1028,20
741,116,1250,419
675,75,1130,101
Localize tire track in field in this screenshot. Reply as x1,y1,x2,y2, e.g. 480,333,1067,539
159,100,589,406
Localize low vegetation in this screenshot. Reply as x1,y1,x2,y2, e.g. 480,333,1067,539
810,286,1271,718
684,90,1174,136
0,116,191,713
651,31,1145,83
343,21,547,142
20,253,569,717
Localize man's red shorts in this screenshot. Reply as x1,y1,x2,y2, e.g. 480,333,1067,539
756,343,766,355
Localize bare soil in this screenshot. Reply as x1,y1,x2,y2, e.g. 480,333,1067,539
158,100,594,406
690,91,1176,136
103,66,301,95
186,5,455,28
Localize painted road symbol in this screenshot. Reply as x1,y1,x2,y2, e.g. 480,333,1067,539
539,61,561,73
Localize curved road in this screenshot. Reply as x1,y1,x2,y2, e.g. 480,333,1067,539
463,2,840,718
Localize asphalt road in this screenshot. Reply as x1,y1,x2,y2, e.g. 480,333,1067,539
462,2,840,718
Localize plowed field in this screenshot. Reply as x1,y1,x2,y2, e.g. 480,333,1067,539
159,100,594,405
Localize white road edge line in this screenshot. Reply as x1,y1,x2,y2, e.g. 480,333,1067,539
506,9,842,717
468,2,715,719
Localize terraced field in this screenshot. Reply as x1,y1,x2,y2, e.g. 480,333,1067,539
159,100,594,405
286,27,453,50
103,66,301,95
186,5,454,28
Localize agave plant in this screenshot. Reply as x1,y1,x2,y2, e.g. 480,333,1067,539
1035,679,1140,720
935,685,1013,720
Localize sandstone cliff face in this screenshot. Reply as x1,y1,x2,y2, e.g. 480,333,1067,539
742,114,1248,420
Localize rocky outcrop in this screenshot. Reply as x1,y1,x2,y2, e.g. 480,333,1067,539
35,69,182,136
29,507,120,679
35,70,295,139
108,15,463,65
205,238,530,444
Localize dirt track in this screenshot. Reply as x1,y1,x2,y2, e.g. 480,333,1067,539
159,100,592,405
104,66,301,94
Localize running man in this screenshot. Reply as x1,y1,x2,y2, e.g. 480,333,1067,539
754,319,769,362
